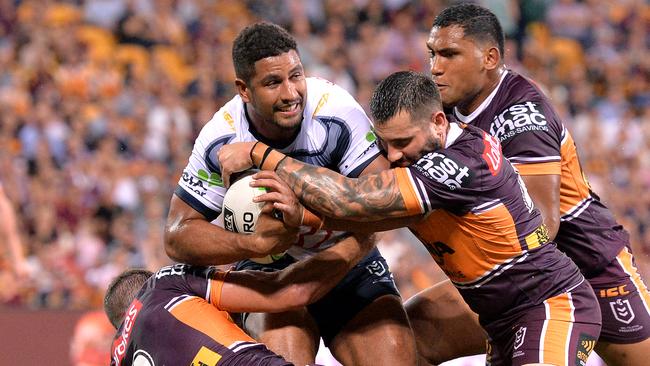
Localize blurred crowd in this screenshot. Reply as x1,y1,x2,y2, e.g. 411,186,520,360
0,0,648,314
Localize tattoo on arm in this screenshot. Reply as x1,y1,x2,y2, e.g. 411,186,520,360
276,158,409,221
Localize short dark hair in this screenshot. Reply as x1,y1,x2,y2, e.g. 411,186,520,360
433,3,505,57
370,71,442,125
232,22,299,83
104,269,153,329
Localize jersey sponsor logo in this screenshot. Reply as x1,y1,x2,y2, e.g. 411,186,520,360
190,346,222,366
610,298,635,324
197,169,224,187
223,111,235,131
576,334,596,366
312,92,329,117
414,152,473,190
155,263,188,279
489,101,549,142
223,206,237,233
481,131,502,176
357,141,377,160
599,285,630,298
181,171,207,196
112,299,143,366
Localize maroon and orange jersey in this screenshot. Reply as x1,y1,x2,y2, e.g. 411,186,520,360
394,123,584,323
452,70,628,277
110,264,289,366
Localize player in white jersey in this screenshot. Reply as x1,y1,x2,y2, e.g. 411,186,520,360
175,76,378,260
164,22,417,366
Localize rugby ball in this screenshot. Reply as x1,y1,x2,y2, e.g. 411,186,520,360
222,174,286,264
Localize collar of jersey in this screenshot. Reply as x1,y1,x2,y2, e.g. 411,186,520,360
453,69,508,124
445,122,464,148
243,103,303,149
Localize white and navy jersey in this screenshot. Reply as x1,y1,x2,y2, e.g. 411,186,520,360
176,77,381,259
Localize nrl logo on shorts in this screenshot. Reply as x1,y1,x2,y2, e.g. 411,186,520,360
610,298,635,324
514,326,527,350
366,260,386,276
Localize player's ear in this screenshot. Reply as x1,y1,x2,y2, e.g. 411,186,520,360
430,110,447,134
235,78,251,103
484,46,500,71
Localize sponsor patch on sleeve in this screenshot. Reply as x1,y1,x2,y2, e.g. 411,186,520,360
190,346,222,366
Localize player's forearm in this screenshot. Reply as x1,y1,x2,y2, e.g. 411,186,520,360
220,235,376,313
319,214,425,233
164,218,259,265
276,233,376,306
250,143,408,221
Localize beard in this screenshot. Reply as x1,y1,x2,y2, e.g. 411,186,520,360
390,136,444,168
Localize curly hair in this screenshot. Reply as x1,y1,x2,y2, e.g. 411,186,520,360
232,22,299,83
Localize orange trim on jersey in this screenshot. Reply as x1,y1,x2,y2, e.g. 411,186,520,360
617,248,650,314
209,271,228,308
559,132,592,214
410,206,524,284
394,168,424,215
541,292,573,365
169,297,255,345
512,161,561,176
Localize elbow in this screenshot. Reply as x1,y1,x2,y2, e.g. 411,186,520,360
278,283,316,311
163,224,185,263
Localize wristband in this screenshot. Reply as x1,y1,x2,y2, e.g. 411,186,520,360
301,208,324,231
249,141,260,165
250,142,288,171
250,142,270,167
260,149,287,171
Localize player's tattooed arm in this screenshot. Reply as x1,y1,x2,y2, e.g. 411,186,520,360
217,141,413,221
253,160,410,222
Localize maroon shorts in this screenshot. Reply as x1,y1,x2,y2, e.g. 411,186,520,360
588,245,650,344
485,279,601,366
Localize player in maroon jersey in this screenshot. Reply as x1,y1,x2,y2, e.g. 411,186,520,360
105,214,376,366
217,70,602,366
408,3,650,365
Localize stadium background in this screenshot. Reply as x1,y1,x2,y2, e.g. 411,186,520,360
0,0,647,365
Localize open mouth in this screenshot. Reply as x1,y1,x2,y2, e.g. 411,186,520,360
276,103,301,116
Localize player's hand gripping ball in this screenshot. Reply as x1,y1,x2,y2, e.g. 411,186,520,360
222,174,286,264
